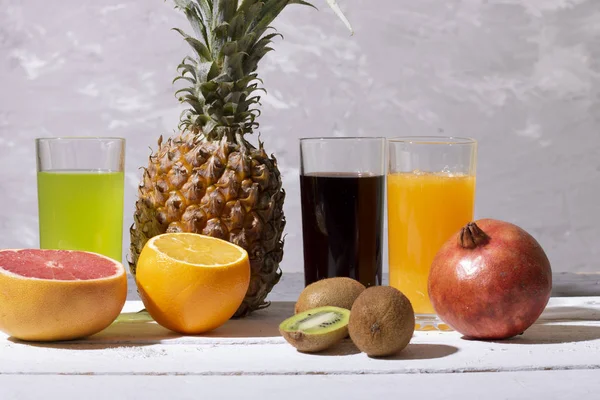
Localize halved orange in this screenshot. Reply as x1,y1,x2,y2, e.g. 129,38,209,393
135,233,250,334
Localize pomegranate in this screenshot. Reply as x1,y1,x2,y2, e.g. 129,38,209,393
428,219,552,340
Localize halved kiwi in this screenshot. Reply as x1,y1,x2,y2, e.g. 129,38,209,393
279,306,350,353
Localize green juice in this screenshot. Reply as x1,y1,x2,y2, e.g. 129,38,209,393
37,170,125,262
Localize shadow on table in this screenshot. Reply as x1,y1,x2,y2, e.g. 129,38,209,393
481,323,600,345
202,301,294,338
539,306,600,322
308,338,362,356
7,311,181,350
6,301,293,349
374,344,459,360
6,337,171,350
297,339,458,359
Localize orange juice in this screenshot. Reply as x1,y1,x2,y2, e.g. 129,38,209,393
387,171,475,315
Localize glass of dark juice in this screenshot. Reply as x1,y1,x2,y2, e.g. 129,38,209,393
299,137,386,288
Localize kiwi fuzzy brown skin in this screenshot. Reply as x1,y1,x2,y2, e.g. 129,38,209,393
295,277,366,314
348,286,415,357
279,306,350,353
280,326,348,353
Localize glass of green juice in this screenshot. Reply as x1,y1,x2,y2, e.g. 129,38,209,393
36,137,126,263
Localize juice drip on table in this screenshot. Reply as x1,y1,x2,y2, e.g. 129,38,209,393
387,171,475,330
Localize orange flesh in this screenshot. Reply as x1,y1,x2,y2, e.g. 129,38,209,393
153,234,243,265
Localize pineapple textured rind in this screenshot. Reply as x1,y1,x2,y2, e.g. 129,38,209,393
129,0,350,317
130,133,286,317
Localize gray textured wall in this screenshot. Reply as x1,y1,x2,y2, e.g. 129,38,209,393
1,0,599,273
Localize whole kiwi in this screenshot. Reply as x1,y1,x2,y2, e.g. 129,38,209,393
348,286,415,357
295,277,366,314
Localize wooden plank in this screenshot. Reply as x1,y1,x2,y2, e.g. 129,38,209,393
1,370,599,400
2,296,598,346
1,298,600,376
275,272,600,298
125,272,600,302
1,331,599,375
552,272,600,297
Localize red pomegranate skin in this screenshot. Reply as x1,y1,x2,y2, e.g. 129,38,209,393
428,218,552,340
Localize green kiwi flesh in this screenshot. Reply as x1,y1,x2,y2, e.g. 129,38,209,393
279,306,350,352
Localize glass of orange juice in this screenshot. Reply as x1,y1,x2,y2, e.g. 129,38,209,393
387,136,477,331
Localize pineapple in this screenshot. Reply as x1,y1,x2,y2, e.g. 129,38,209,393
129,0,351,317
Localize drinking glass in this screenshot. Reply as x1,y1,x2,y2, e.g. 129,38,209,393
299,137,386,288
387,136,477,331
36,137,126,262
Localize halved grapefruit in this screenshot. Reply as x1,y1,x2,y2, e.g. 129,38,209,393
0,249,127,341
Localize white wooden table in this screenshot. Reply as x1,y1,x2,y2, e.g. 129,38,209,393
2,273,600,400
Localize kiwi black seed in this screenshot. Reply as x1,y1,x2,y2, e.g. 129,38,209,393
295,277,366,314
348,286,415,357
279,306,350,353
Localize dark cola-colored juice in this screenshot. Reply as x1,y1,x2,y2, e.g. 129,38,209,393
300,172,383,287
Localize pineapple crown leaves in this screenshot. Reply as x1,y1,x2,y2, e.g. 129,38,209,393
171,0,352,140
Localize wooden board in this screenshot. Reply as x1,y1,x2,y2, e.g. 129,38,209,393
1,370,599,400
1,297,600,376
2,273,600,398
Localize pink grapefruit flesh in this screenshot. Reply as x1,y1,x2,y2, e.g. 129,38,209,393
0,249,120,280
0,249,127,342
